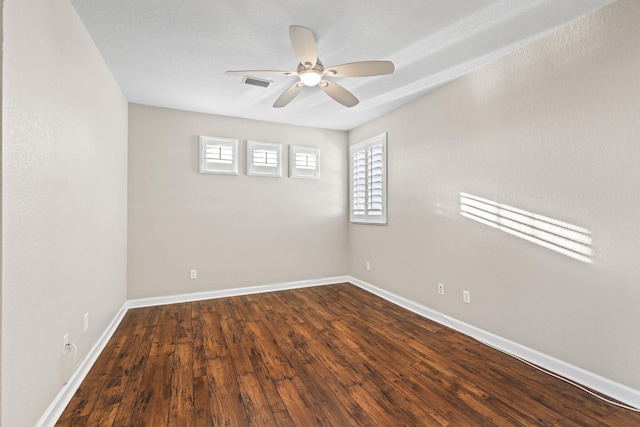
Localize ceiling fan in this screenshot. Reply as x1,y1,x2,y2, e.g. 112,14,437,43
226,25,395,108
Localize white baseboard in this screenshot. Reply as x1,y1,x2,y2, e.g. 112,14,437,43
35,305,129,427
348,276,640,411
125,276,350,309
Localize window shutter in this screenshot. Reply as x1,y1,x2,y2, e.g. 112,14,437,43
247,141,283,177
253,149,278,167
352,149,367,216
206,144,233,164
199,136,238,175
295,152,316,169
349,133,387,224
367,143,384,216
289,145,320,179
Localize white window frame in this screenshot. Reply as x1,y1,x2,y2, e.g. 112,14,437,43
247,141,282,177
199,136,238,175
289,145,320,179
349,132,387,224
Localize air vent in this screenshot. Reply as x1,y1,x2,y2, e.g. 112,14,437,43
242,76,272,88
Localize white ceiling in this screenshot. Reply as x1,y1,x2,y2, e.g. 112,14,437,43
70,0,614,131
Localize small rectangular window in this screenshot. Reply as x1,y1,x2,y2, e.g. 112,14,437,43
199,136,238,175
349,133,387,224
247,141,282,177
290,145,320,179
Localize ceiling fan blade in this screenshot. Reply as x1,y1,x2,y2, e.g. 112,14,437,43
225,70,295,77
273,82,304,108
289,25,317,68
319,80,359,107
325,61,395,77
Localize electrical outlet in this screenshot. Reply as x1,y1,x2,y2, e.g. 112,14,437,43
463,290,471,304
84,313,89,333
438,283,445,295
62,333,69,355
366,262,371,271
190,269,197,279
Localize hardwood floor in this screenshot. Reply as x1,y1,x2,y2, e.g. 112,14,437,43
56,283,640,426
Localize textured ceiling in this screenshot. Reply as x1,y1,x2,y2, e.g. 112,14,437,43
70,0,614,131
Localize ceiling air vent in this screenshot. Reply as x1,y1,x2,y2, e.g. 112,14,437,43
242,76,272,88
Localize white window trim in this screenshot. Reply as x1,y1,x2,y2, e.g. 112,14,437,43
199,136,238,175
289,145,320,179
349,132,387,224
247,140,282,177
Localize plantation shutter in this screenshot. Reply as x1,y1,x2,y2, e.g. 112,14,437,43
253,149,278,167
296,152,317,169
290,145,320,179
349,133,387,224
367,143,384,217
199,136,238,175
352,148,367,216
206,144,233,164
247,141,283,177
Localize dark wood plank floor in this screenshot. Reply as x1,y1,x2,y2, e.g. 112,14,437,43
56,283,640,426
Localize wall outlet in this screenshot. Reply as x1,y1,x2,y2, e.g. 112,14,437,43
84,313,89,333
190,269,197,279
438,283,445,295
463,290,471,304
62,333,69,355
366,262,371,271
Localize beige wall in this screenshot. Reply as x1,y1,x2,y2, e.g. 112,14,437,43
348,0,640,390
0,0,3,421
1,0,128,425
127,104,348,299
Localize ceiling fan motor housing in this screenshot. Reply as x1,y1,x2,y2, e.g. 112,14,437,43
298,59,324,86
297,58,324,73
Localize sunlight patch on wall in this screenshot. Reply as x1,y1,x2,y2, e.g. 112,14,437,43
460,193,593,263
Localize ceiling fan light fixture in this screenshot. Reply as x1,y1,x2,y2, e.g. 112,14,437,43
226,26,394,108
299,70,322,86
